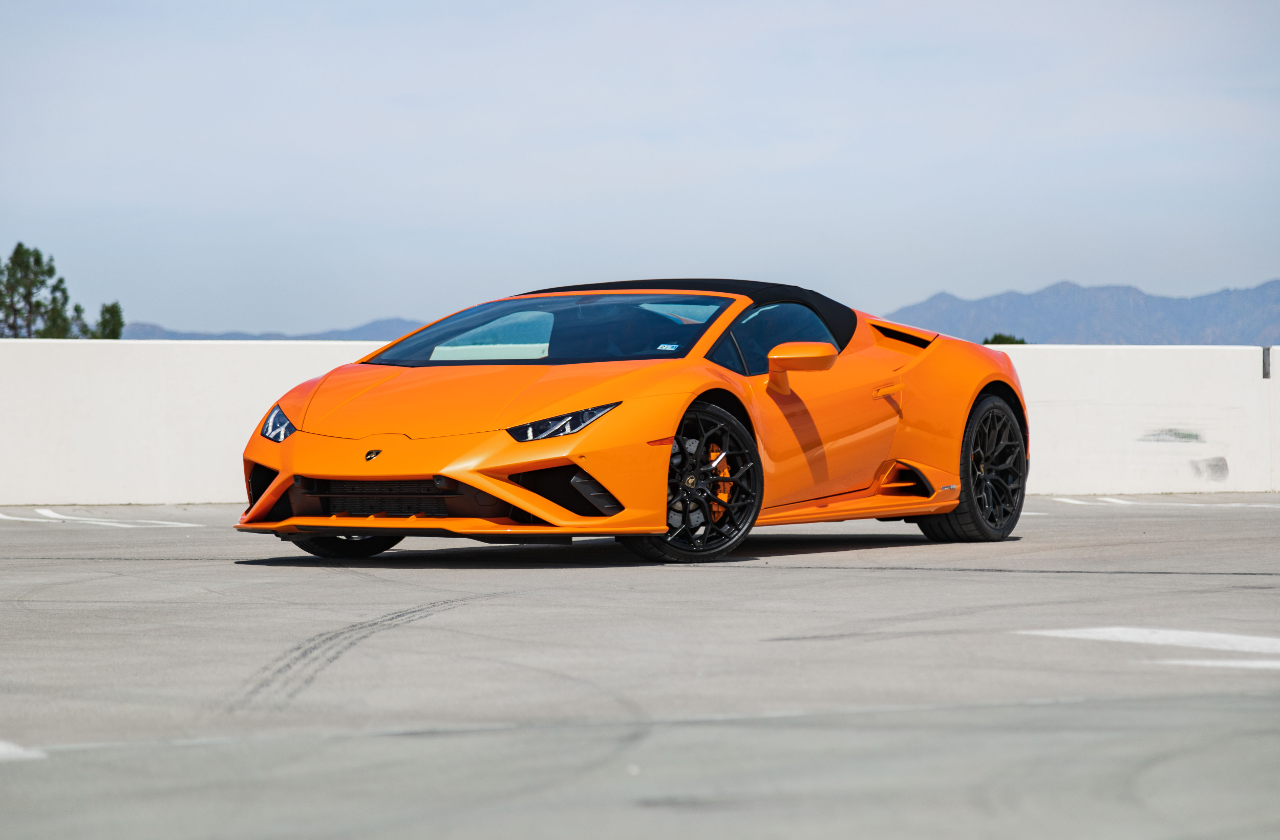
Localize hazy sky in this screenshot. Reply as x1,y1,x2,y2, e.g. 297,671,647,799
2,0,1277,333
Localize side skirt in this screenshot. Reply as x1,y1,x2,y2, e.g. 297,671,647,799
754,459,961,527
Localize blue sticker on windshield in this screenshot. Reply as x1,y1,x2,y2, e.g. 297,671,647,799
657,344,679,351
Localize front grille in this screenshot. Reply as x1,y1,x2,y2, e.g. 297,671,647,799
304,478,456,518
330,496,449,517
326,480,446,496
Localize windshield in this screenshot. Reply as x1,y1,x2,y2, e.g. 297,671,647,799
368,294,734,367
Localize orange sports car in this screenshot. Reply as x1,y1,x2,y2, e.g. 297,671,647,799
237,280,1029,561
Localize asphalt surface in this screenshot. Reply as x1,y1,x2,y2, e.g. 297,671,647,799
1,494,1278,839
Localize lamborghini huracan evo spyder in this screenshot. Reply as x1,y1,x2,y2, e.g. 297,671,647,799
236,279,1029,561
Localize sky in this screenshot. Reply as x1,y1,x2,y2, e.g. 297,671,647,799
2,0,1278,333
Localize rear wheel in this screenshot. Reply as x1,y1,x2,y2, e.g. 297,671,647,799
619,402,763,563
293,535,404,559
917,395,1026,543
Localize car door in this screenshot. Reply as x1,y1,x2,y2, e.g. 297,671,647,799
711,303,901,508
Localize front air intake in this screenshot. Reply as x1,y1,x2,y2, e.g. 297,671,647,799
247,462,293,521
510,466,624,517
247,463,277,507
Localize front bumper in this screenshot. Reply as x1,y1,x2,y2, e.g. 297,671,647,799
236,395,685,538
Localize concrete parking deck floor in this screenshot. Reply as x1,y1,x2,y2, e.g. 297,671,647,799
1,495,1278,839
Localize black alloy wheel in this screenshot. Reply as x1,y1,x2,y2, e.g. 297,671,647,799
917,394,1026,542
619,402,763,563
293,535,405,559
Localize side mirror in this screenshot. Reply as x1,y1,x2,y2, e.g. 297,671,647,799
767,342,838,395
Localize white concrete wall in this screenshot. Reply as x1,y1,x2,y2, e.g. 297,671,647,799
0,340,1274,504
998,345,1276,495
0,340,381,505
1273,353,1279,492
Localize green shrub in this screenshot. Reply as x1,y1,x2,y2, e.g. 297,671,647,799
982,333,1027,345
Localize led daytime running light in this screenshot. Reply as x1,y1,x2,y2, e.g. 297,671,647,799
507,402,620,442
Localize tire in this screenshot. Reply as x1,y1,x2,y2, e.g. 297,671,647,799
917,394,1026,543
619,402,763,563
293,535,404,559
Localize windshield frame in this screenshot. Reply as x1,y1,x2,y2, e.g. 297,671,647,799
364,291,742,368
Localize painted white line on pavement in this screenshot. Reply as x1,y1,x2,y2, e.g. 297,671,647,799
34,509,138,528
1019,627,1280,654
0,741,47,761
1053,497,1280,509
1158,660,1280,671
130,520,204,527
29,509,203,528
0,512,61,523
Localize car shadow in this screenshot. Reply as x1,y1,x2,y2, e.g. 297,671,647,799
733,532,935,559
237,538,655,570
236,532,955,569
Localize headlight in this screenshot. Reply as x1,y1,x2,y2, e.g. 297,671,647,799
260,405,296,442
507,402,619,442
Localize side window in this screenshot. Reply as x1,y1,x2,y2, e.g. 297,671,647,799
706,334,746,374
730,303,837,376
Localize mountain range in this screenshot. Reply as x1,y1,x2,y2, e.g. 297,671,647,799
120,318,426,342
120,279,1280,345
884,279,1280,345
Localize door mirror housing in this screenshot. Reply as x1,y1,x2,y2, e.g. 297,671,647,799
767,342,838,394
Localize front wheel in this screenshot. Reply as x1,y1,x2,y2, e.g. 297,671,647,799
619,402,763,563
917,394,1026,543
293,535,404,559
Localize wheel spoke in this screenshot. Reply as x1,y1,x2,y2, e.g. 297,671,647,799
983,485,997,524
988,451,1019,471
660,409,761,554
960,407,1026,531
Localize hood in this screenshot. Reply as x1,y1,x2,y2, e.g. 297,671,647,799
300,360,673,440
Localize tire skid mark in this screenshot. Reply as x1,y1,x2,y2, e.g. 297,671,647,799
226,593,499,713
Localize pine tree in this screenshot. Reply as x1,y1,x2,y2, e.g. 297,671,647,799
35,277,90,338
0,242,124,339
91,302,124,340
1,243,57,337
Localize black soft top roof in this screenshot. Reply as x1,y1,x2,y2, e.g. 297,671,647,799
520,278,858,350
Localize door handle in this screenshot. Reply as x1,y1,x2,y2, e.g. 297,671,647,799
872,383,903,399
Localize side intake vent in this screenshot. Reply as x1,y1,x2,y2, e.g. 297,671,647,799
872,324,932,349
511,466,624,517
878,462,934,497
